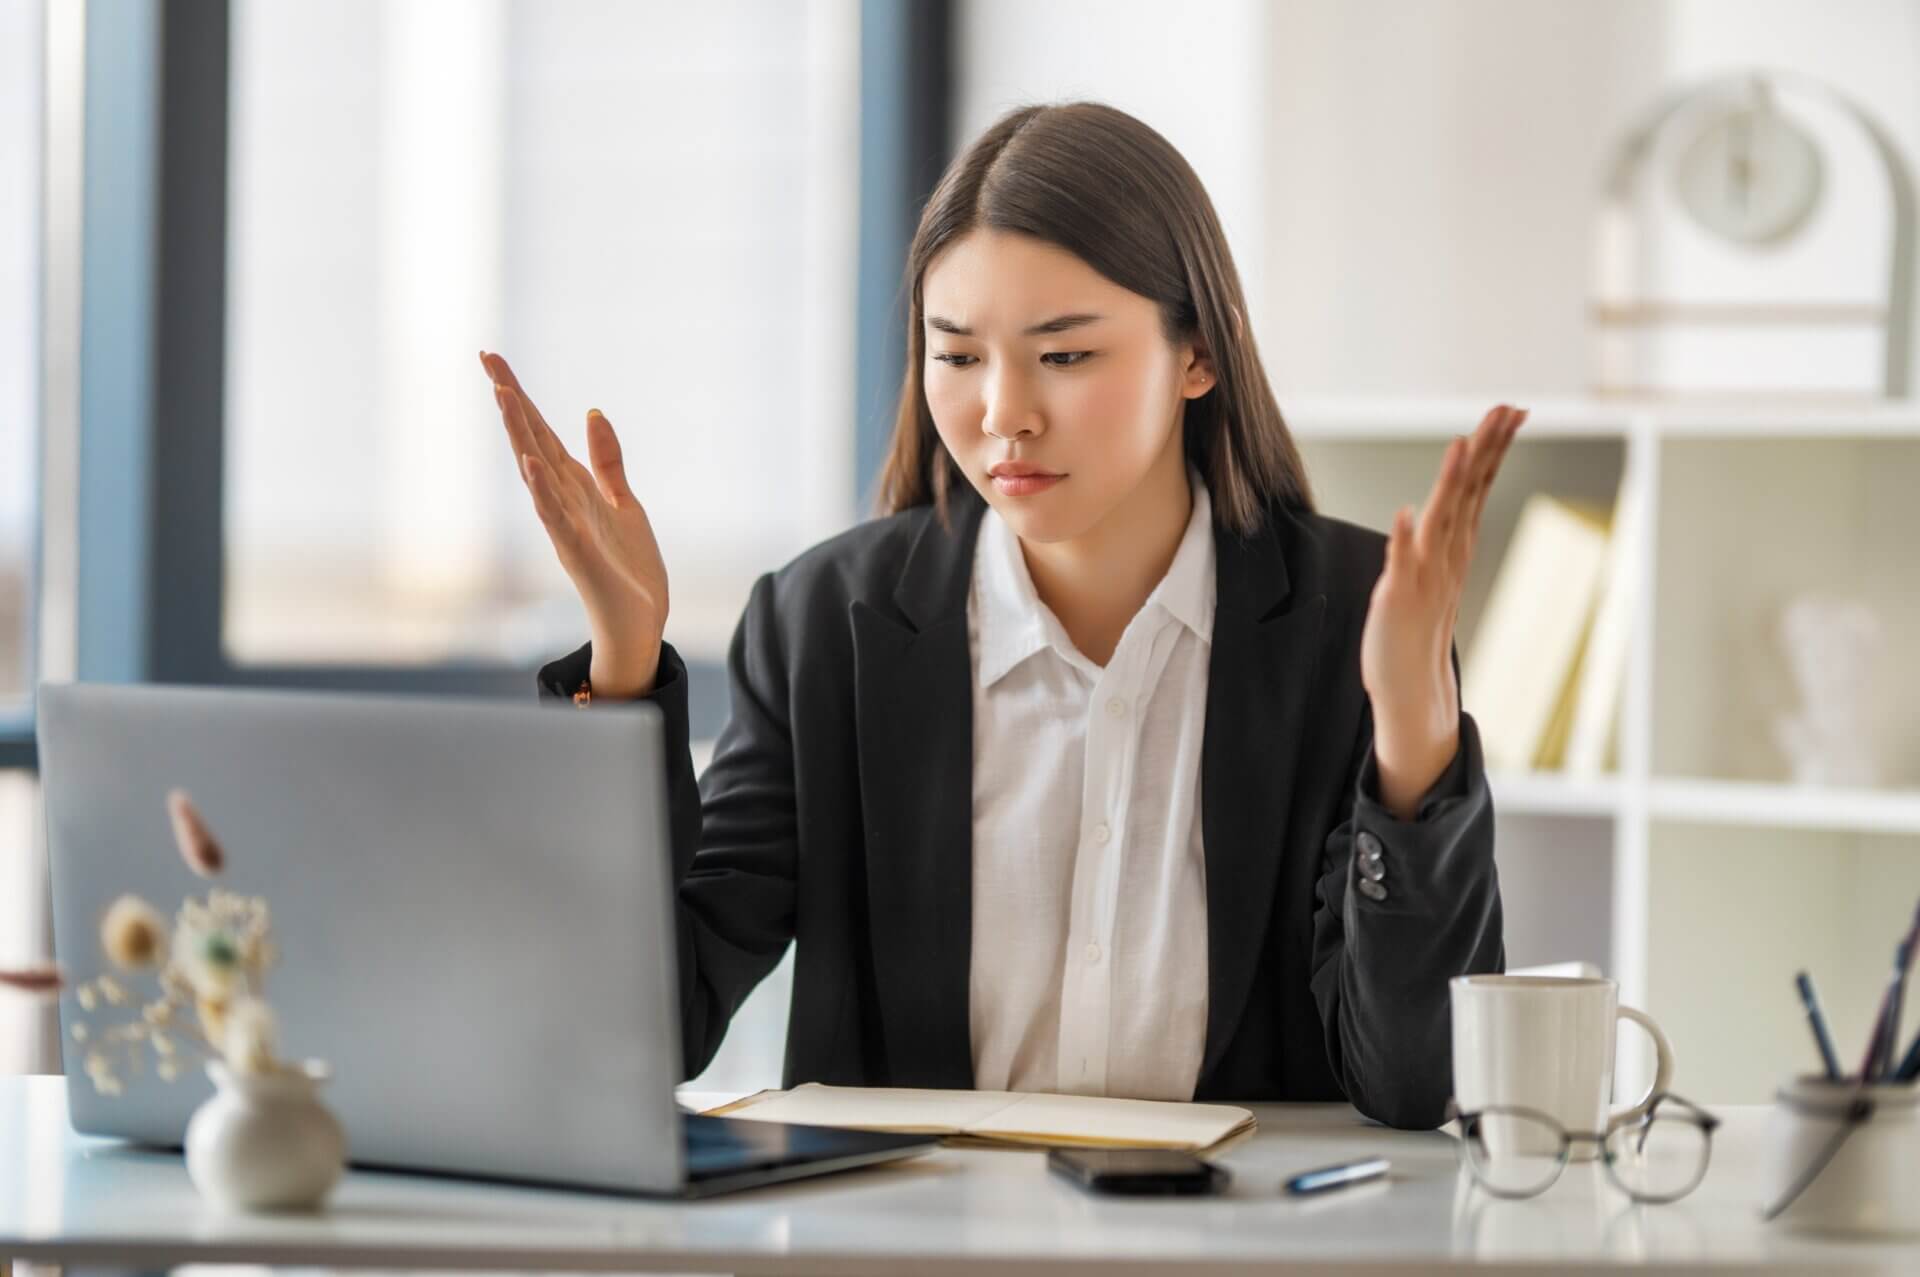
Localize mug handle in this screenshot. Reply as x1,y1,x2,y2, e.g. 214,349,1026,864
1606,1004,1675,1131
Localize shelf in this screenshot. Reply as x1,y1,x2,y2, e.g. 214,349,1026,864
1282,393,1920,440
1286,395,1630,439
1649,777,1920,836
1487,769,1623,818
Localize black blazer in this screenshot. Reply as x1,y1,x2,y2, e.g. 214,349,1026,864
537,488,1504,1129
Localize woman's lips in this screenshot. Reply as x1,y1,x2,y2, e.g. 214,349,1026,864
991,473,1065,496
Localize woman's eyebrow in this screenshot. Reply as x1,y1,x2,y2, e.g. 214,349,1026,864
925,312,1105,337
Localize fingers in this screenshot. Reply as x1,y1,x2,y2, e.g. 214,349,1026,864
1452,407,1526,574
481,350,562,471
493,381,542,465
481,350,555,442
585,409,636,507
1384,504,1415,578
480,349,600,496
1414,435,1469,561
1420,405,1526,569
519,452,585,568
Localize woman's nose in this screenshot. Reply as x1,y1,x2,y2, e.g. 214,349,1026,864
982,376,1042,441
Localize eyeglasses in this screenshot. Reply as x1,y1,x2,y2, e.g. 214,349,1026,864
1447,1093,1722,1204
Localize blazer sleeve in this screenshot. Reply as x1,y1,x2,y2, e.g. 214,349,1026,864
535,572,798,1080
1307,642,1505,1130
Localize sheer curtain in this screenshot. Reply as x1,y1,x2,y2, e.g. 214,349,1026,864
219,0,859,1090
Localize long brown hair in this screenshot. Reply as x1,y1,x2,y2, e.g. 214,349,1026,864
874,101,1314,536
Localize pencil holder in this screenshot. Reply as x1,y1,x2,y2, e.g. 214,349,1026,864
1759,1074,1920,1236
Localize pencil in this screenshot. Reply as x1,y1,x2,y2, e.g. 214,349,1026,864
1795,971,1842,1081
1859,937,1918,1082
1886,942,1913,1080
1894,1023,1920,1083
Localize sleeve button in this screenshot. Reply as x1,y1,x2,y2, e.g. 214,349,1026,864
1357,877,1389,902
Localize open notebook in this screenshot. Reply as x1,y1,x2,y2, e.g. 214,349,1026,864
703,1084,1256,1152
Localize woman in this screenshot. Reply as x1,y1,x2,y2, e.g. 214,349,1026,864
480,101,1520,1130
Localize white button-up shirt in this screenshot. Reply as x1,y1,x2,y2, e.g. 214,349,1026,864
966,466,1215,1101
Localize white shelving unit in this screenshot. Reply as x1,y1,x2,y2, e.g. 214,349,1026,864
1294,396,1920,1103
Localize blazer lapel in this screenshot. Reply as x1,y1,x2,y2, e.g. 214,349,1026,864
851,492,988,1089
1199,505,1327,1086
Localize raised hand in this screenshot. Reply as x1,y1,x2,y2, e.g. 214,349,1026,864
1360,404,1527,816
481,350,669,699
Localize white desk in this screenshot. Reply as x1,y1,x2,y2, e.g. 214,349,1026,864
1,1076,1915,1275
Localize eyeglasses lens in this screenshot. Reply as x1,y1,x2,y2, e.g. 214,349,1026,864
1604,1113,1711,1202
1462,1109,1567,1197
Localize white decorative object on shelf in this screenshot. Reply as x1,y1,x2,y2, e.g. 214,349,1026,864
186,1058,346,1212
1594,69,1916,399
1772,594,1884,788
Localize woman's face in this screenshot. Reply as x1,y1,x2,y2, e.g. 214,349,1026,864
920,229,1215,545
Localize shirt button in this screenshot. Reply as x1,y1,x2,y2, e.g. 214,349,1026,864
1357,878,1389,902
1091,823,1111,846
1085,942,1102,964
1106,697,1128,718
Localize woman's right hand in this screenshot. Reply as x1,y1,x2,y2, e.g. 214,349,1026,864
481,350,669,699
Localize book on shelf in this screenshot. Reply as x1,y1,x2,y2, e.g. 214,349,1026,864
1561,470,1642,776
702,1083,1256,1153
1462,490,1621,774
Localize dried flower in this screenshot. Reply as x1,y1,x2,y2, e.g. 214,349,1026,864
224,996,280,1075
0,965,63,995
73,790,298,1098
167,788,226,877
171,892,264,1005
101,895,169,971
197,995,232,1050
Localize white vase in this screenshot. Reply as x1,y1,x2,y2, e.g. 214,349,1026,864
185,1058,347,1212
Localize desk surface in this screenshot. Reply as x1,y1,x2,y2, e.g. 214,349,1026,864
2,1077,1916,1275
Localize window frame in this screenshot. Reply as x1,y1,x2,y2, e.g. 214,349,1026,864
0,0,953,769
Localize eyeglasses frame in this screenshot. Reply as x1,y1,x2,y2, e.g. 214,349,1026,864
1446,1092,1723,1204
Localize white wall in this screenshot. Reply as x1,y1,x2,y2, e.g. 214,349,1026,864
952,0,1272,345
954,2,1920,402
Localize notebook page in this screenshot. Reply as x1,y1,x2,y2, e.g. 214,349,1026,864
970,1092,1254,1148
715,1083,1023,1133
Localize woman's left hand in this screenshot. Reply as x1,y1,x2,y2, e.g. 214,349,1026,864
1359,404,1527,818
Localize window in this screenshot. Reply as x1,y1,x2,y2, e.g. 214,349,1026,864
0,0,40,711
221,0,860,670
0,0,44,1075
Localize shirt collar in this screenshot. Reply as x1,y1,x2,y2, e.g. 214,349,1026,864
972,464,1216,690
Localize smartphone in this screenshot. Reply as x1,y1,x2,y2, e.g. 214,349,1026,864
1046,1147,1231,1196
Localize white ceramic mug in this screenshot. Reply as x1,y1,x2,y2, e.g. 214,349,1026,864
1450,974,1675,1161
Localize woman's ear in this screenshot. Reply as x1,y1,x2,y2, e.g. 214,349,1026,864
1180,337,1218,400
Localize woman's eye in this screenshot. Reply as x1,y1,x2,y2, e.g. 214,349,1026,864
929,351,1092,368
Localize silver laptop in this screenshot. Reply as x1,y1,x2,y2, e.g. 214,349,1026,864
36,680,933,1196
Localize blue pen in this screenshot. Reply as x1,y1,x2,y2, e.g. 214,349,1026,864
1795,971,1842,1081
1284,1156,1391,1196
